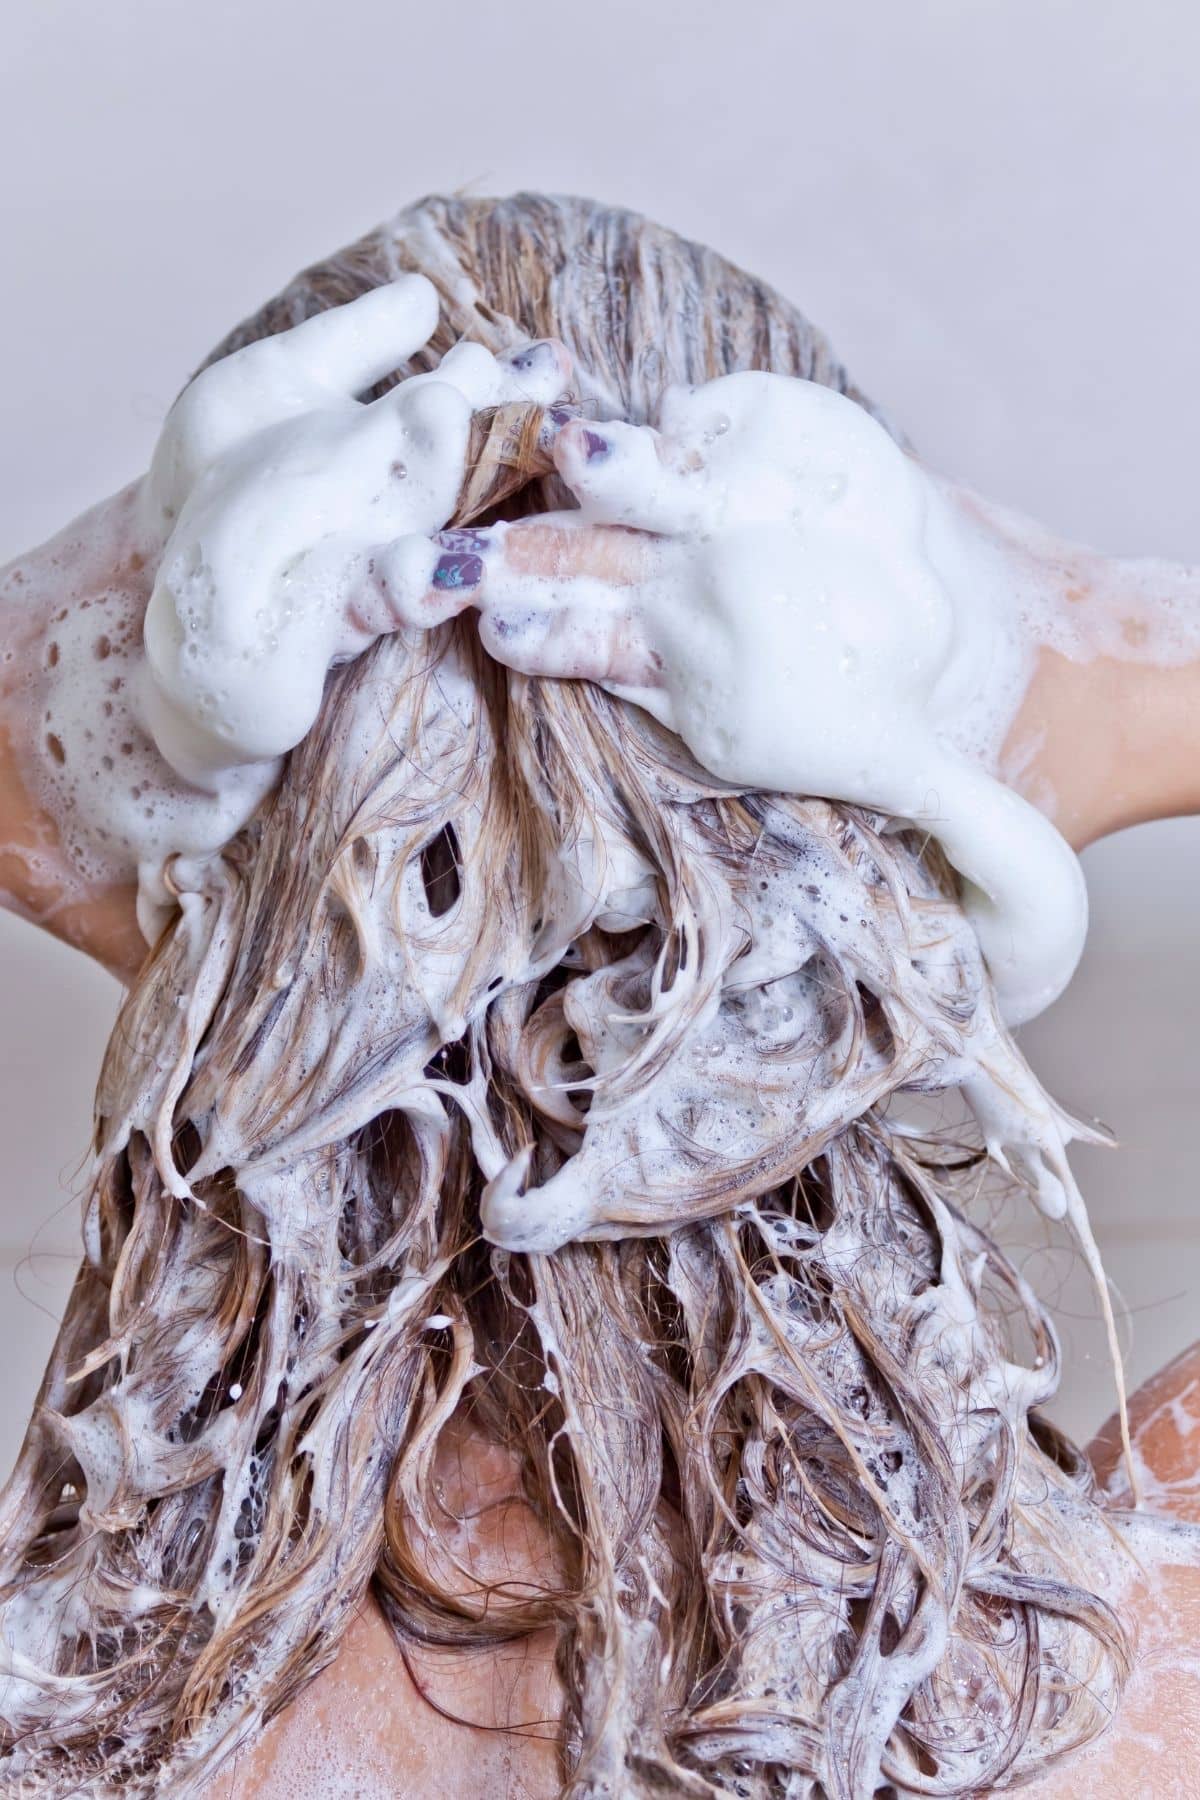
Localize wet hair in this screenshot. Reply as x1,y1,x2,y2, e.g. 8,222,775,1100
0,194,1139,1797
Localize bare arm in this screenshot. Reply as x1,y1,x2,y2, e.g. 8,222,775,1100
0,484,152,981
982,495,1200,849
7,358,1200,995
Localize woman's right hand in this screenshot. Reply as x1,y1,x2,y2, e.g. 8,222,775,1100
417,376,1092,1024
441,376,966,807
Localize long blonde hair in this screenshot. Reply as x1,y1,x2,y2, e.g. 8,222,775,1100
0,194,1135,1798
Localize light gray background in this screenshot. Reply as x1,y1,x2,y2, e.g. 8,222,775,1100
2,0,1197,1471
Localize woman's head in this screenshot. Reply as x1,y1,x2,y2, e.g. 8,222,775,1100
206,192,883,430
0,194,1133,1798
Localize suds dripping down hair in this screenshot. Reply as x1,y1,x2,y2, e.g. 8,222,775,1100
0,194,1152,1798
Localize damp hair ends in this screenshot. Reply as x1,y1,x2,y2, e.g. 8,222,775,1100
0,194,1154,1799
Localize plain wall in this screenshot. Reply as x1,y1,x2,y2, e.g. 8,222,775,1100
2,0,1198,1468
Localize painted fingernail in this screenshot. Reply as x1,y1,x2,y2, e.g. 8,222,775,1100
432,551,483,592
434,527,489,552
582,429,610,461
508,340,554,372
537,405,580,452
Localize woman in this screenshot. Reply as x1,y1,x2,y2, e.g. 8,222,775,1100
1,193,1198,1798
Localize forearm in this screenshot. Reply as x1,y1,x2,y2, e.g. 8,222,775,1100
0,486,150,979
1004,637,1200,849
937,482,1200,851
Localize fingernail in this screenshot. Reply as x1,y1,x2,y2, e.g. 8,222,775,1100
537,405,580,452
508,340,554,373
434,527,489,552
432,551,483,592
582,429,610,462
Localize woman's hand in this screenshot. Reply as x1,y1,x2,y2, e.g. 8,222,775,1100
140,280,568,782
410,380,1200,870
406,375,1092,1023
468,376,969,810
393,370,1200,1022
0,280,570,977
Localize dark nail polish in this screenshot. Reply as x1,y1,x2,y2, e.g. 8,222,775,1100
537,404,580,452
509,342,550,372
582,429,610,461
432,551,483,593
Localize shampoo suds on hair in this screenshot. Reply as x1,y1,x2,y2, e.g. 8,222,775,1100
10,283,1197,1026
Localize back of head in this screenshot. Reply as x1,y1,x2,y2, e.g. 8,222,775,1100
207,192,881,426
0,195,1133,1799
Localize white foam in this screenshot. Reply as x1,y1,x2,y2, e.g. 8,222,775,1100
465,376,1098,1026
7,286,1196,1020
2,279,568,938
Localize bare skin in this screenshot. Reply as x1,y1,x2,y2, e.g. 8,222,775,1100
6,432,1200,979
203,1422,564,1800
201,1353,1200,1799
459,494,1200,859
4,418,1200,1792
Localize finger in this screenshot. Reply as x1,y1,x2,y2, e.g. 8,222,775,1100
376,374,473,455
552,417,704,534
477,582,656,688
358,342,573,522
471,520,662,686
369,515,661,624
355,379,474,529
363,518,664,688
493,337,574,406
362,521,638,632
270,275,440,396
498,516,661,588
146,279,443,527
407,337,572,411
358,526,487,635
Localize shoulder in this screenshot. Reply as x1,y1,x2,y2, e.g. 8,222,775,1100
1018,1341,1200,1799
206,1348,1200,1799
1090,1338,1200,1521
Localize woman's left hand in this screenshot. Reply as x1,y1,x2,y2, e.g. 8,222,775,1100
140,278,569,782
0,281,570,976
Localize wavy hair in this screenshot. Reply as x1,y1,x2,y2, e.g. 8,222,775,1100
0,194,1141,1798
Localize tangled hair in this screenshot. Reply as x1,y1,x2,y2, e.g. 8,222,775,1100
0,195,1144,1797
